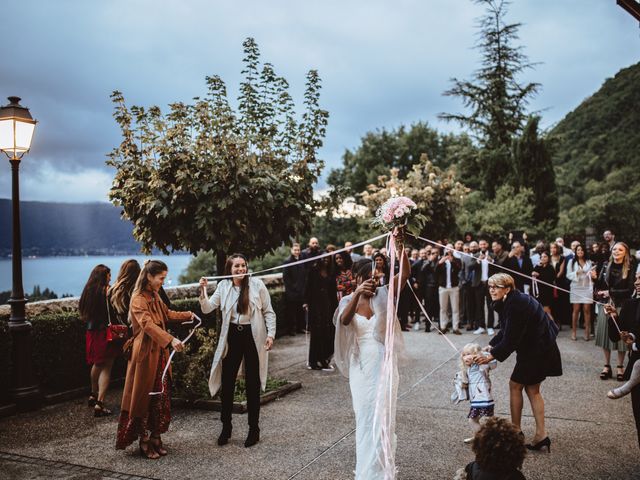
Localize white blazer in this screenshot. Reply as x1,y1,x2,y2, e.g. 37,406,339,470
199,277,276,396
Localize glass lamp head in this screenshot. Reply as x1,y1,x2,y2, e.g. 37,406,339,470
0,97,36,159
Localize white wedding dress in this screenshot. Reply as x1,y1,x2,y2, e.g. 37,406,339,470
334,283,405,480
349,311,399,480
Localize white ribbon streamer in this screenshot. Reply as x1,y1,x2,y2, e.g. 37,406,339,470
203,233,390,281
149,314,203,396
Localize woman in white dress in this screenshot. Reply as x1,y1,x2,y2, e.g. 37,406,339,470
566,244,594,341
333,235,410,480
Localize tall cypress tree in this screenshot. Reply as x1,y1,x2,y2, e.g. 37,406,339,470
439,0,539,198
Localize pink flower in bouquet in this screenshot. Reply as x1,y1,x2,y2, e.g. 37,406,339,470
383,212,394,223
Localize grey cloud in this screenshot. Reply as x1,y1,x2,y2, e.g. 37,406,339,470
0,0,638,202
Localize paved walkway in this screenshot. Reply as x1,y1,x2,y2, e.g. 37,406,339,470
1,326,639,480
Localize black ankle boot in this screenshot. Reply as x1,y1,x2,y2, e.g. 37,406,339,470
244,428,260,448
217,423,232,446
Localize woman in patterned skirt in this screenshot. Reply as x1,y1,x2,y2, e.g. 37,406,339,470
116,260,194,459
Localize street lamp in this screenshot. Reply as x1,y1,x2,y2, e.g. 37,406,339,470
0,96,40,410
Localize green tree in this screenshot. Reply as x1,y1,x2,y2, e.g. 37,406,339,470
557,167,640,245
327,122,477,202
439,0,539,198
456,185,538,238
512,116,558,230
361,154,468,241
107,38,328,275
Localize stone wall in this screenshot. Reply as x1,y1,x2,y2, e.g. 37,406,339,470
0,273,283,319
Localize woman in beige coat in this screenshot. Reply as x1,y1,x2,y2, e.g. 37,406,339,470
116,260,194,459
199,253,276,448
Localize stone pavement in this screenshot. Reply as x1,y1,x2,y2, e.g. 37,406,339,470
1,326,639,480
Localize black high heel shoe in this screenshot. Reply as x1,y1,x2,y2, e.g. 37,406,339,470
600,364,612,380
526,436,551,452
217,423,232,446
244,428,260,448
616,365,625,381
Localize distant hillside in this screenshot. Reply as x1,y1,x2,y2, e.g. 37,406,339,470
549,61,640,242
0,200,141,257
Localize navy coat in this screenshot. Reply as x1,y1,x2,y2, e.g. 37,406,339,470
490,290,562,384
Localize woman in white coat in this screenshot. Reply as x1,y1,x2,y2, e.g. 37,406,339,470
199,254,276,448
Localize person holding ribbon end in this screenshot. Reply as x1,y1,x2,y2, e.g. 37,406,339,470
334,221,411,479
199,254,276,448
116,260,196,459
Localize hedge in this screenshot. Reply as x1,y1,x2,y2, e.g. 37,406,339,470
0,287,287,405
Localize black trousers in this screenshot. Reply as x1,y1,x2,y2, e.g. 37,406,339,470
221,324,260,429
309,311,332,368
481,284,495,329
285,298,306,333
423,285,439,331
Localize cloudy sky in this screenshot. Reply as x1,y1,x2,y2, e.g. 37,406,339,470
0,0,638,203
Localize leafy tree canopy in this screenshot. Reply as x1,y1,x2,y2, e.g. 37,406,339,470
107,38,328,274
439,0,539,198
361,154,468,241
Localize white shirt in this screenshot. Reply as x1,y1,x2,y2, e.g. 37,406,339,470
480,252,489,281
229,286,251,325
445,260,452,288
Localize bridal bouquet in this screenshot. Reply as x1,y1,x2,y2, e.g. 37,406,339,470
371,196,426,235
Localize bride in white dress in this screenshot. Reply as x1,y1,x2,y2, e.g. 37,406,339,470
333,241,410,480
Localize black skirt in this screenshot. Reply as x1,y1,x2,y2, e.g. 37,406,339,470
511,343,563,386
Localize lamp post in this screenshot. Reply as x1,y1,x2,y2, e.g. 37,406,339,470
0,96,40,410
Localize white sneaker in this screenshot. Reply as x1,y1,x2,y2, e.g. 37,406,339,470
487,328,495,336
322,365,335,372
463,437,474,444
473,327,486,335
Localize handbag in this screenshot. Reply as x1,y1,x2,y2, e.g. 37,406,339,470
106,295,130,344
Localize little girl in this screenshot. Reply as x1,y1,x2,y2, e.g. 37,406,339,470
459,343,497,443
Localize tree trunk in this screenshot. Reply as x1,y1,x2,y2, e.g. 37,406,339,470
216,249,226,278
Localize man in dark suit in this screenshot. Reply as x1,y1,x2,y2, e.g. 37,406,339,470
607,273,640,448
461,241,483,332
503,241,533,294
283,243,307,335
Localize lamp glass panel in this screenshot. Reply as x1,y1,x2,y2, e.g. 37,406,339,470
14,121,35,153
0,119,13,153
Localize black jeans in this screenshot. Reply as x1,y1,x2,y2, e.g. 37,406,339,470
221,324,260,429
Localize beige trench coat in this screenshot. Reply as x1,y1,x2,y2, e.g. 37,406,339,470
200,277,276,397
120,291,192,418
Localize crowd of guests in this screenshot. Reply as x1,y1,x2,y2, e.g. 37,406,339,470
76,226,640,472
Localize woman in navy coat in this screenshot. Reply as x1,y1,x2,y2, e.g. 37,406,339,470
476,273,562,453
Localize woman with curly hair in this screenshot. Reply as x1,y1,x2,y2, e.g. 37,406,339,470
454,417,527,479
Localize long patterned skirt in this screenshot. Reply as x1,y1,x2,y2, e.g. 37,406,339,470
116,355,171,449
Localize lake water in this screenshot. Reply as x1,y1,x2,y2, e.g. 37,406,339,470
0,255,194,297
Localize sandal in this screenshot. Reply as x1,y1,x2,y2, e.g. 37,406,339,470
617,365,625,381
139,439,160,460
600,365,612,380
87,392,97,407
150,436,168,456
94,400,112,417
